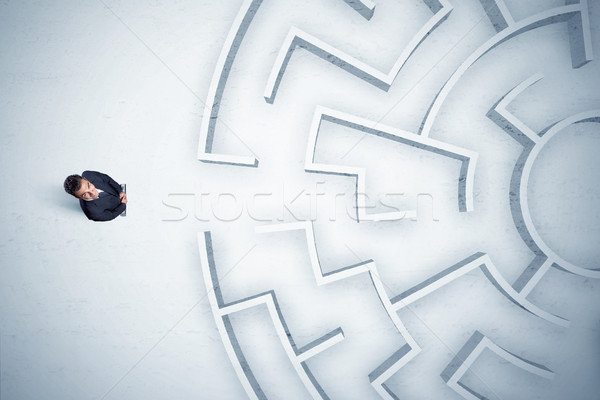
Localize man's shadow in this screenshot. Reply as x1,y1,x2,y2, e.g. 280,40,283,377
52,184,81,216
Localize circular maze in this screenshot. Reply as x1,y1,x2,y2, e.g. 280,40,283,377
197,1,600,398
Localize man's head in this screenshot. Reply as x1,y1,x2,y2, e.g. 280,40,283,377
64,175,99,200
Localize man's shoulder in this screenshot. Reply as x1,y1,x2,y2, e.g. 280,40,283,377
79,197,111,221
82,170,104,179
79,198,96,219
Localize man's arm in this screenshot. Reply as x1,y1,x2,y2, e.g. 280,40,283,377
84,170,123,195
100,171,124,195
91,203,126,222
80,198,126,222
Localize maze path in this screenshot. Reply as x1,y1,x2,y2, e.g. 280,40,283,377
198,0,262,167
263,0,451,103
304,106,477,219
199,0,452,166
199,226,421,399
420,0,593,137
441,330,554,400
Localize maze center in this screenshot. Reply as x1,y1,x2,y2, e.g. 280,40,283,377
527,122,600,270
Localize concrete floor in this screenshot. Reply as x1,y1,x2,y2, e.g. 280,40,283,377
1,1,599,399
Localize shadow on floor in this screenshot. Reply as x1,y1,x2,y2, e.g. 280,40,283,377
52,185,82,216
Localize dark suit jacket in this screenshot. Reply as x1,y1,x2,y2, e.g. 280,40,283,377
79,170,126,222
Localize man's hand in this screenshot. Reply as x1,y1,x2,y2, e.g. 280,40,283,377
120,192,128,204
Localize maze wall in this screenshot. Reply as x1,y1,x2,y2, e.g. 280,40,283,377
198,0,600,399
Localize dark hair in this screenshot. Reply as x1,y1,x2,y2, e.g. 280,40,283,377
64,174,83,197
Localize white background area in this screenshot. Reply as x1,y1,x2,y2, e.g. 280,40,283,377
1,0,599,399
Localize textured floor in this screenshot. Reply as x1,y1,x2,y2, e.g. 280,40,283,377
1,1,599,399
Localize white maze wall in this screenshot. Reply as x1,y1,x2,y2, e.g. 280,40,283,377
197,0,600,399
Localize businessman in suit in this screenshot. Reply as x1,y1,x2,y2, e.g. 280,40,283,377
63,171,127,221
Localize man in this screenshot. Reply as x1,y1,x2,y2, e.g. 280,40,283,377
64,170,127,221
